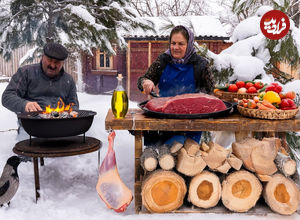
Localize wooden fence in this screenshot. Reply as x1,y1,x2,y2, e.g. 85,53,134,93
0,45,78,82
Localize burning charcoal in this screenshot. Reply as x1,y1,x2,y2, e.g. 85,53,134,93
51,111,60,118
38,113,51,119
70,111,78,118
60,112,69,118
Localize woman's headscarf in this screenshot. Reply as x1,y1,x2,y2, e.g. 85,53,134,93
165,25,196,64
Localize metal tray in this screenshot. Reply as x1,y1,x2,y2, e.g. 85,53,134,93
138,100,235,119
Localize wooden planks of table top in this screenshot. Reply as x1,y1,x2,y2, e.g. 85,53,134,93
105,109,300,132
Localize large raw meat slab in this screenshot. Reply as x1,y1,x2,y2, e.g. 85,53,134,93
145,93,227,114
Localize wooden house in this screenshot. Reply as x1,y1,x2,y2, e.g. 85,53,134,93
82,16,232,102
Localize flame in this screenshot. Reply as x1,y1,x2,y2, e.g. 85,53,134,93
43,98,74,114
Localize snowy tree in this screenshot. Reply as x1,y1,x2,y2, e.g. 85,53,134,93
203,5,300,85
129,0,239,36
0,0,153,62
232,0,300,27
128,0,208,17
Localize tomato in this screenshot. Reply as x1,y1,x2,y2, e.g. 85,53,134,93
254,82,264,89
279,98,297,110
280,98,290,108
236,81,245,88
265,83,282,93
285,91,296,100
228,84,238,92
247,86,257,93
245,82,254,89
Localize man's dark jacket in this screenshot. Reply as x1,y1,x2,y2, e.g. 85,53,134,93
2,63,79,113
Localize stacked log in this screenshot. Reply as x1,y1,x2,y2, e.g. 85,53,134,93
232,137,278,175
140,147,158,172
158,145,175,170
275,152,297,177
140,137,299,215
263,174,300,215
141,170,186,213
221,170,262,212
176,138,206,176
188,171,221,208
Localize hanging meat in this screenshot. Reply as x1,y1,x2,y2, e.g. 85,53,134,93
96,131,133,212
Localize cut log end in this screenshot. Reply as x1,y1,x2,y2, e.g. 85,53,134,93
263,174,300,215
158,145,175,170
188,171,221,209
221,170,262,213
142,170,187,213
283,160,296,176
159,154,175,170
140,147,158,172
170,141,183,154
203,141,229,170
144,158,158,172
176,148,206,176
184,138,200,156
200,142,210,152
275,152,297,177
227,154,243,171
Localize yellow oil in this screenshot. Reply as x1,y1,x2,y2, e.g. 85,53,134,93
111,90,128,118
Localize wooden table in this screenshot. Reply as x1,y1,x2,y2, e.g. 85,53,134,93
105,108,300,213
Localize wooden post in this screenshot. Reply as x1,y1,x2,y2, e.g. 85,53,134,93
126,41,131,99
134,130,143,213
148,42,152,67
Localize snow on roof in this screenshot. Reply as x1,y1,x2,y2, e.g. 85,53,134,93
121,16,228,39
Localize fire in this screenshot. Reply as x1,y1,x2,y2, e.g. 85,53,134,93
43,98,74,114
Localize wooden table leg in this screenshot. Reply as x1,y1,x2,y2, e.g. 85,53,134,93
40,157,44,166
134,130,143,214
33,157,40,202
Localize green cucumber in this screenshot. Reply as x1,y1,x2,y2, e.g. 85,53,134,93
244,80,255,84
216,85,229,91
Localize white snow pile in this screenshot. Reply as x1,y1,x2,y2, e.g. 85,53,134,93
209,5,300,86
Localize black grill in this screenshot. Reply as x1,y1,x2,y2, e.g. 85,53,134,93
18,110,96,119
17,110,97,138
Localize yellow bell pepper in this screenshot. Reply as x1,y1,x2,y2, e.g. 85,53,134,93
263,91,281,104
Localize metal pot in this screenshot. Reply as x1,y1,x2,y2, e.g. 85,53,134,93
17,110,96,138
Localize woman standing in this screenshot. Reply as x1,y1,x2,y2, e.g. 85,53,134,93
137,25,214,146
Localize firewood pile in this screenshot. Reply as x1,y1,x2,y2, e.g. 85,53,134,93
140,137,300,215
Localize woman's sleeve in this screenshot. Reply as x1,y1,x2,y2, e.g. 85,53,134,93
137,56,162,92
202,64,215,94
197,60,215,95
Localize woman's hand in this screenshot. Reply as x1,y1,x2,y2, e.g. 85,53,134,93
142,79,155,95
25,101,43,112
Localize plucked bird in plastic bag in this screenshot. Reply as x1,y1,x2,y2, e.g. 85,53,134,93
96,131,133,212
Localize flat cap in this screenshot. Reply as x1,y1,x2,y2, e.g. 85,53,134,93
43,42,68,60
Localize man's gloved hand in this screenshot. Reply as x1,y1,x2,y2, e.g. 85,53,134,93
164,135,187,146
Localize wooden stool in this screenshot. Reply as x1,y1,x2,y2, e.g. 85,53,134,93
13,136,102,202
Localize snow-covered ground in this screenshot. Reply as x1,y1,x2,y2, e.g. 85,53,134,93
0,82,298,220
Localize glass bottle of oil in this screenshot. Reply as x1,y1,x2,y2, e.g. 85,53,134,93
111,74,128,119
